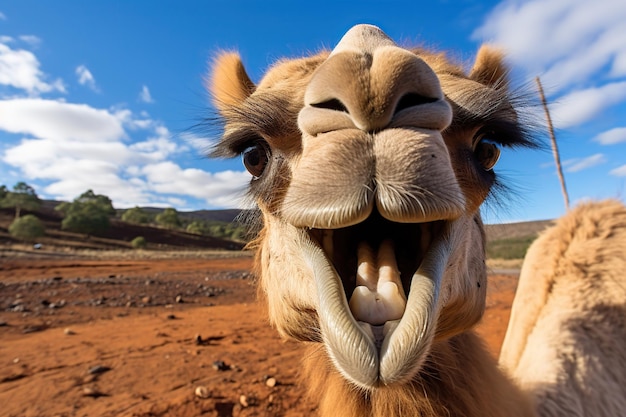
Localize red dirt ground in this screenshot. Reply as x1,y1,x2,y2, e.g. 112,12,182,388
0,252,518,417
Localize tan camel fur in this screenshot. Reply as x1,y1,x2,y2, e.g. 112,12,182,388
500,199,626,417
208,25,622,416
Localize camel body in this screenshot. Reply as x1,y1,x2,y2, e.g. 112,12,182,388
501,200,626,417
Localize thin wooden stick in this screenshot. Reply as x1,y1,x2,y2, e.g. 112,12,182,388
536,76,570,210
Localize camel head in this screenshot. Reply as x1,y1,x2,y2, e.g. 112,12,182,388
210,25,534,390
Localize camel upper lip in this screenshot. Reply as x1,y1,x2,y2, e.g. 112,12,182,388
308,210,445,310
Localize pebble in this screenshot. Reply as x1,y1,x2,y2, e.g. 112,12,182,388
82,386,105,398
88,365,111,375
212,360,229,371
141,296,151,304
175,295,184,303
239,394,250,408
194,385,211,399
265,377,277,388
64,328,76,335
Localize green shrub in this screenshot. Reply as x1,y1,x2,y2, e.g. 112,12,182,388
130,236,147,249
9,214,45,240
486,235,537,260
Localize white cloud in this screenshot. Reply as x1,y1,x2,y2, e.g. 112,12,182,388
75,65,99,92
609,165,626,176
0,97,246,209
0,43,65,95
563,153,607,173
548,81,626,128
179,131,215,153
0,12,6,20
19,35,41,47
141,162,250,207
0,34,246,210
0,98,125,142
474,0,626,129
474,0,626,86
138,85,153,103
593,127,626,145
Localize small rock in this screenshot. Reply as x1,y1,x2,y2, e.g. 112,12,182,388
0,320,7,327
175,295,184,303
88,365,111,375
64,328,76,335
166,314,177,320
239,394,250,408
194,385,211,399
195,334,203,345
265,377,277,388
212,360,229,371
141,296,151,304
82,386,106,398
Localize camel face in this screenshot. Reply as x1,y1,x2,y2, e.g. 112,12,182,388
211,25,532,390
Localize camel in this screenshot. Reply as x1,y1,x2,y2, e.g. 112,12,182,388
208,24,626,416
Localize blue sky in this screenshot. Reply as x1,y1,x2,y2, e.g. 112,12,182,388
1,0,625,223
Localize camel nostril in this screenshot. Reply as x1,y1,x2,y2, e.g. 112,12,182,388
395,93,438,114
310,98,349,113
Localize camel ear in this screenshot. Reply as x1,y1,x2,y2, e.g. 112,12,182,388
469,45,509,88
209,52,256,113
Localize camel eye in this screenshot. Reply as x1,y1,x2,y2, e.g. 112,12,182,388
242,142,270,178
473,136,501,171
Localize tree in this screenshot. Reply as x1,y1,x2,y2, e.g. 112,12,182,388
75,189,116,216
0,184,7,201
9,214,45,240
60,190,115,235
121,206,151,224
1,182,41,219
155,208,181,229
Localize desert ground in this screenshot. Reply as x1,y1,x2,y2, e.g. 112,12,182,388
0,247,519,417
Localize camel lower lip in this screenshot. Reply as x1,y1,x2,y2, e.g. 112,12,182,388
303,222,452,389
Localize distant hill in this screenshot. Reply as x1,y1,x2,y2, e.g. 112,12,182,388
37,200,239,225
129,207,243,224
484,220,554,241
0,206,244,251
485,220,554,260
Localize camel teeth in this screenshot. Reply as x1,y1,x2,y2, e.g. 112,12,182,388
349,240,407,325
356,242,377,290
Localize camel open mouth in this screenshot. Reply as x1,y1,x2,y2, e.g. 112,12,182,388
309,212,445,329
303,209,452,389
